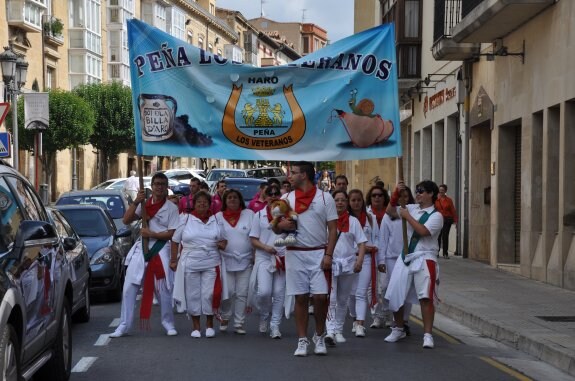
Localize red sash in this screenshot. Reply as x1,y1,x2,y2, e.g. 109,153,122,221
294,187,317,214
337,211,350,233
357,211,367,228
372,207,385,226
212,266,222,312
145,197,165,220
222,209,241,227
265,205,273,223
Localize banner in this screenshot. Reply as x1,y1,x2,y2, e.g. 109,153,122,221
128,19,401,161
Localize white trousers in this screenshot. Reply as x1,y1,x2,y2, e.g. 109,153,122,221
220,267,252,326
326,273,357,334
349,255,373,321
256,265,286,327
185,268,216,316
116,280,175,334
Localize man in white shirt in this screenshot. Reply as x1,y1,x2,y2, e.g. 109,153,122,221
123,170,139,201
384,180,443,349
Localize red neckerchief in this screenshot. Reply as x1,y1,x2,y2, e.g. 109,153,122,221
191,210,211,223
337,211,350,233
145,197,166,220
294,186,317,214
372,207,385,226
357,211,367,228
222,209,242,227
266,205,273,223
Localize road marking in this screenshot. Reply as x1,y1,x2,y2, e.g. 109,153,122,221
480,356,533,381
71,357,98,373
109,318,121,327
409,316,461,344
94,334,111,346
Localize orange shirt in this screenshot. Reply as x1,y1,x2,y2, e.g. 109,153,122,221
435,196,458,223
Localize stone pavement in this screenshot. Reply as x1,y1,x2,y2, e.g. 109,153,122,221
435,255,575,377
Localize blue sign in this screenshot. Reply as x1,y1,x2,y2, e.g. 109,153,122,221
127,19,401,161
0,132,10,158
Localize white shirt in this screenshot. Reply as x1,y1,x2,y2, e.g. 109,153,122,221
216,209,254,271
172,214,224,271
400,204,443,261
123,175,139,192
283,189,337,248
250,207,286,261
379,214,403,262
332,215,367,275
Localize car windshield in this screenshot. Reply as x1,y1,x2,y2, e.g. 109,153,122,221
56,195,125,219
207,170,246,182
59,209,111,237
227,181,262,202
93,180,115,189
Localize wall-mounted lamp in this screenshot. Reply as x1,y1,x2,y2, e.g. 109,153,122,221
476,40,525,64
185,19,192,26
423,73,456,86
215,37,220,44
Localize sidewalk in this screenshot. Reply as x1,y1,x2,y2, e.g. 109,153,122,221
436,256,575,377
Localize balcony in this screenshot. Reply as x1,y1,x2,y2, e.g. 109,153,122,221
451,0,556,43
432,0,480,61
43,15,64,45
6,0,46,33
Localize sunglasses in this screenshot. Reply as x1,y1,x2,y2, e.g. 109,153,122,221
371,193,384,198
415,187,426,194
267,192,281,197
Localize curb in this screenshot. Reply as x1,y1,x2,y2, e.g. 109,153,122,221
437,302,575,377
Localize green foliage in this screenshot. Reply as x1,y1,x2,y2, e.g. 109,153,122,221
73,82,135,158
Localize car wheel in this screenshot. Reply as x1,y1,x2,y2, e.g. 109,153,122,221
0,324,20,381
37,299,72,381
74,283,91,323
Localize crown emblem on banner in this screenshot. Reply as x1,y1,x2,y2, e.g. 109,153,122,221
252,86,275,97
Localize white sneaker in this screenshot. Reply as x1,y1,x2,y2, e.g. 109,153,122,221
423,334,434,349
294,338,309,357
191,330,201,338
259,319,268,333
166,328,178,336
370,317,383,329
270,325,282,339
355,325,366,337
384,327,406,342
220,320,229,332
206,328,216,338
351,321,358,333
234,326,246,335
109,329,127,338
334,333,346,343
312,333,327,355
324,333,336,347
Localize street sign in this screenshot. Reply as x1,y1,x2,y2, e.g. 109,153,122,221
0,103,9,126
24,93,49,130
0,132,11,158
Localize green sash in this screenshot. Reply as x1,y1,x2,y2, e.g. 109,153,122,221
401,209,436,266
143,239,168,262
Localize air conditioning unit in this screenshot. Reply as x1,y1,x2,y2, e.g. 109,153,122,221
111,54,116,61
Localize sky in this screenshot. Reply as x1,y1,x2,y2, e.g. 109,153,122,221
216,0,355,43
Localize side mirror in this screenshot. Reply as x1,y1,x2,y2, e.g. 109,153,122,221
13,221,59,255
63,237,77,251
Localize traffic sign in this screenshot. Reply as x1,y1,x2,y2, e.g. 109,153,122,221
0,103,9,126
0,132,11,158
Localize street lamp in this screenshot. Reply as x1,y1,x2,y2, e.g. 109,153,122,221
0,46,28,172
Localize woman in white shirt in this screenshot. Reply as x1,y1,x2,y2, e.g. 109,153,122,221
170,191,227,338
216,189,254,334
325,190,366,346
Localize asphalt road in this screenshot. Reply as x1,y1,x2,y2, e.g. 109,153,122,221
65,297,572,381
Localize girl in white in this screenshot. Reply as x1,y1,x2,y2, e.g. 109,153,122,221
170,191,227,338
325,190,366,345
347,189,382,338
248,184,286,339
216,189,254,334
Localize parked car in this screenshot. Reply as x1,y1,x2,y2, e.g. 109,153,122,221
47,207,91,323
210,178,267,205
0,159,74,380
55,189,140,254
246,167,287,183
92,177,177,198
55,204,130,301
92,177,126,191
205,168,249,188
159,168,206,183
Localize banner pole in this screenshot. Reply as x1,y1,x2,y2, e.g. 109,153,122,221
398,157,408,255
138,155,149,255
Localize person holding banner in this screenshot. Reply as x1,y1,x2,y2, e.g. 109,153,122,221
110,173,179,338
248,184,286,339
170,191,227,338
216,189,254,334
384,180,443,349
274,161,338,357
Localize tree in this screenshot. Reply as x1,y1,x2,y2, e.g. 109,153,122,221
73,82,135,181
7,89,94,198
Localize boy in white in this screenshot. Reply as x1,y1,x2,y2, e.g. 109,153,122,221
110,173,179,338
249,184,286,339
325,190,366,345
384,180,443,349
274,161,337,357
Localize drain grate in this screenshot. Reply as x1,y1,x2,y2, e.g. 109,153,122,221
536,316,575,322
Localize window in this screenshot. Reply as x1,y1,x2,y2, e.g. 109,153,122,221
404,0,420,38
46,67,55,89
187,31,193,45
198,36,204,49
169,6,186,41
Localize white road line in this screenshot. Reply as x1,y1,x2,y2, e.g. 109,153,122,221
94,334,111,346
109,318,121,327
71,357,98,373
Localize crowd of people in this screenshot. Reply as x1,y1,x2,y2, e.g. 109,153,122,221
110,162,457,357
